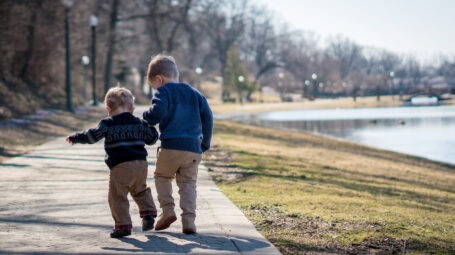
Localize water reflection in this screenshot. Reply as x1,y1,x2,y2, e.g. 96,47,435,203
228,106,455,165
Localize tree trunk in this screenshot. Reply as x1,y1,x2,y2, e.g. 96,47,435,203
20,0,42,80
353,87,357,102
104,0,119,96
376,85,380,101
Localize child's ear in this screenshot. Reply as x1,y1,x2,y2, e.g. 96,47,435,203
156,75,163,84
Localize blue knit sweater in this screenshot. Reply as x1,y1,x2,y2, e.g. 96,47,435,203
143,82,213,154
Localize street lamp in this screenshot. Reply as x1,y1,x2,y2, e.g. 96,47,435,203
278,72,285,101
62,0,76,112
311,73,318,99
238,75,245,104
90,15,98,105
389,71,395,96
304,80,310,99
342,82,347,97
131,68,140,97
81,56,90,103
195,67,203,90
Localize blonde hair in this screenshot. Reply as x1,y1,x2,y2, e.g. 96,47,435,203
104,87,134,111
146,54,179,83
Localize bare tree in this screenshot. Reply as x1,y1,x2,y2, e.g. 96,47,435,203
203,0,248,74
281,30,319,98
405,56,422,92
240,6,282,94
326,35,364,81
103,0,120,95
364,48,401,100
438,57,455,94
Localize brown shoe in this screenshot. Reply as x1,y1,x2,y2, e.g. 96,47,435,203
155,211,177,231
182,218,196,234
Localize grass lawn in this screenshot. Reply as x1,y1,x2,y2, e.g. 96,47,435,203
204,120,455,254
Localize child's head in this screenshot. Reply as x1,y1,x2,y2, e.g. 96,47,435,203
146,54,179,89
104,87,135,116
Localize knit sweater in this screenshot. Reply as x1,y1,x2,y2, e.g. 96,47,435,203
68,112,158,169
142,82,213,154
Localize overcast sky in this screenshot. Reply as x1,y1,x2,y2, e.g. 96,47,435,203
254,0,455,64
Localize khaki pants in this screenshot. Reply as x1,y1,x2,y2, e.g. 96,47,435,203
155,148,202,225
108,160,157,228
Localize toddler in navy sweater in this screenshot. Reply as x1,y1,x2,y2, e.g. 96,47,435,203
66,87,158,238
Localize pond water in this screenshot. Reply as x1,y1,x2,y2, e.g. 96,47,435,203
223,105,455,165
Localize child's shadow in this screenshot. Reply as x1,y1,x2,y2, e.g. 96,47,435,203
102,231,270,253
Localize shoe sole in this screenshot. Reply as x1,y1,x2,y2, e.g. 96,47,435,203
110,233,131,238
142,224,154,231
183,228,196,234
155,216,177,231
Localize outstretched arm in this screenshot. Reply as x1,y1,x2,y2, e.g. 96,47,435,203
67,121,106,144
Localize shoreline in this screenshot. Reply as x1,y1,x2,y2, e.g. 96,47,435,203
210,95,455,115
221,119,455,167
214,104,455,167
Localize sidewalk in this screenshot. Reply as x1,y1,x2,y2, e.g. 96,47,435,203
0,110,280,254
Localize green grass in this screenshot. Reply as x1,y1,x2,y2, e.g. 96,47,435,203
206,120,455,254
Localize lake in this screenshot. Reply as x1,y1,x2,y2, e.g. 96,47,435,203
221,105,455,165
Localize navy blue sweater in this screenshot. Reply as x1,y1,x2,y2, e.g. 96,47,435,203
142,82,213,154
68,112,158,169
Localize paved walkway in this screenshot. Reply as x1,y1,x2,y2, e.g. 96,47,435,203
0,110,280,254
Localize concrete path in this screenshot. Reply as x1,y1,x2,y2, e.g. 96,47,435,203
0,109,280,254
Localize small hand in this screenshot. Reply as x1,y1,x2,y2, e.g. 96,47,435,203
66,137,74,145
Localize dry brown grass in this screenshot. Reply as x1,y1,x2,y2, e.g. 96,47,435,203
205,120,455,254
210,96,406,114
0,106,106,163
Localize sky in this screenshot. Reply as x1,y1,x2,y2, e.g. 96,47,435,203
254,0,455,64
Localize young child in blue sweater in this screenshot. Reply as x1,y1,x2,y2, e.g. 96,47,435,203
143,55,213,234
66,87,158,238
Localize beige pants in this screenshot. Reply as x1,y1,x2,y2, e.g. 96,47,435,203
155,148,202,224
108,160,157,228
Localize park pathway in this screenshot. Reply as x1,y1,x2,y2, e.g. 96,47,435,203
0,106,280,255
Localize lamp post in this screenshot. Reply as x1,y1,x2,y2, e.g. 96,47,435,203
237,75,245,104
81,56,90,103
304,80,310,99
389,71,395,98
312,73,318,99
278,72,285,101
62,0,75,112
195,67,203,90
130,68,140,97
342,82,347,97
319,82,324,97
90,15,98,105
